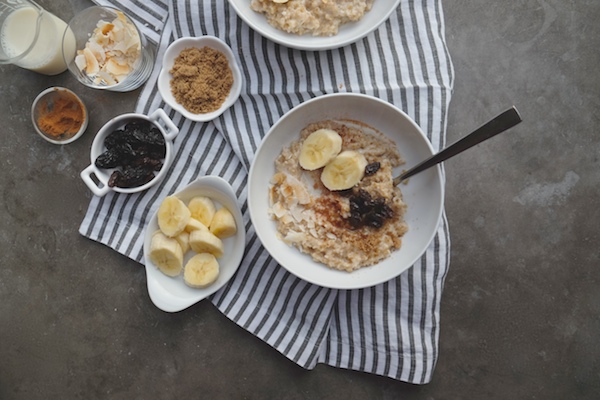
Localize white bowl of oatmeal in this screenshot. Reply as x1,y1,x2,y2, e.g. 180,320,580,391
228,0,401,51
248,93,443,289
157,36,243,122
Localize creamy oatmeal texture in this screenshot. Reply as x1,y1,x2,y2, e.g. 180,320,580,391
250,0,375,37
268,120,408,272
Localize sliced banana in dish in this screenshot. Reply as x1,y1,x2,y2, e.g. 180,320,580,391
188,196,216,227
189,230,225,258
184,253,220,288
184,217,209,233
149,231,184,277
320,150,368,191
157,196,191,237
210,207,238,239
174,231,190,254
150,192,240,288
299,128,343,170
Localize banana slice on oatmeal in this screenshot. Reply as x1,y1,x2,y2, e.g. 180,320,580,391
320,150,368,191
299,128,343,170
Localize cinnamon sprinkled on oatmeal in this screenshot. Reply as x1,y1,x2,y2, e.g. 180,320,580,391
268,120,408,272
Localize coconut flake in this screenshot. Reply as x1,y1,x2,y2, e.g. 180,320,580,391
271,202,287,219
74,10,141,85
283,231,304,244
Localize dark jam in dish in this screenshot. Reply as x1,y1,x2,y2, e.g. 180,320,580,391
95,119,166,188
346,189,394,229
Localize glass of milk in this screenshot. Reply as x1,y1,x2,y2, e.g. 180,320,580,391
0,0,76,75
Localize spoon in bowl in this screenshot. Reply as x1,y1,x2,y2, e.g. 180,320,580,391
393,106,522,186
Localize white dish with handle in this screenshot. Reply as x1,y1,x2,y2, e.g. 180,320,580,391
80,108,178,197
143,176,246,312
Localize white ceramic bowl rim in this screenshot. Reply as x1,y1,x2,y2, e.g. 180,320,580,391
248,92,445,290
31,87,88,145
80,109,179,196
157,36,243,122
227,0,401,51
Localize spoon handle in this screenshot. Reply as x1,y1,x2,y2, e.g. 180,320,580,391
394,106,522,186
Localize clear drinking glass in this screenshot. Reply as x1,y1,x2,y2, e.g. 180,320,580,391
0,0,75,75
63,6,154,92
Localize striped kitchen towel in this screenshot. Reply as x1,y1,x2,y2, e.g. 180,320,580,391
81,0,454,383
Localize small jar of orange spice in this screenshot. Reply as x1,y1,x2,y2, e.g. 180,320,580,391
32,87,88,144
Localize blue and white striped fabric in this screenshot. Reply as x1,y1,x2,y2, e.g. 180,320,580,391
81,0,454,383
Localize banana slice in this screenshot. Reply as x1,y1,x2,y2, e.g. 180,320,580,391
174,231,190,254
149,231,184,277
298,129,343,170
188,196,216,227
184,217,209,233
184,253,220,288
209,207,237,239
320,150,368,191
157,196,191,237
189,230,224,258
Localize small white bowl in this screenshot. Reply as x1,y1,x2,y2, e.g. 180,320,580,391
80,108,179,196
143,176,246,312
157,36,242,122
31,87,88,144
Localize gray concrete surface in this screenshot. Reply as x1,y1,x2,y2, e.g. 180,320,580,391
1,0,598,399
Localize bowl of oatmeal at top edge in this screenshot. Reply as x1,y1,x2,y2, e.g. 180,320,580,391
248,93,444,290
227,0,401,51
157,36,242,122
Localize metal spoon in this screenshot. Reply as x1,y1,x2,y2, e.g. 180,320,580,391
393,106,522,186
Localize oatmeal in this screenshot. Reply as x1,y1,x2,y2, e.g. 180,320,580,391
250,0,375,37
268,120,408,272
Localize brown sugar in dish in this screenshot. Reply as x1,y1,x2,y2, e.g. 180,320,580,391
170,47,233,114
